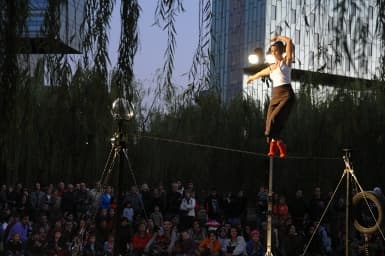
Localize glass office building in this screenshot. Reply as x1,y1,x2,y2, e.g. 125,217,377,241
21,0,84,53
211,0,382,102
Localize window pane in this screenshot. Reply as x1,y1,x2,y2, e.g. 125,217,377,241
272,5,277,20
295,30,300,44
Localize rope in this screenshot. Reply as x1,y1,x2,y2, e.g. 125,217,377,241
137,134,340,161
301,169,346,256
98,147,115,185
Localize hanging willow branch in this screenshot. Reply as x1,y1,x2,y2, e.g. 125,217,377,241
154,0,185,102
43,0,69,86
0,1,28,128
81,0,113,82
116,0,140,100
183,0,213,101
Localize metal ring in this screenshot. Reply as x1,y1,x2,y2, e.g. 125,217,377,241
352,191,383,234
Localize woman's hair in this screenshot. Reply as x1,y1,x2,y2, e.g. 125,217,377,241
270,40,285,54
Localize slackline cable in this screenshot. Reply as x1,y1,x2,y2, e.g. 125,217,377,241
136,134,340,161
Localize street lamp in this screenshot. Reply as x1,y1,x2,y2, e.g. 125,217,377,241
244,47,271,102
247,47,265,65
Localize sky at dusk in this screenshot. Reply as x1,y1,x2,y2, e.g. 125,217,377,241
109,0,199,88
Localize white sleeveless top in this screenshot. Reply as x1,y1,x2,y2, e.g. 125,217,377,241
270,60,291,87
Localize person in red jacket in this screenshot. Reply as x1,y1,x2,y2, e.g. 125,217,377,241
273,195,289,224
131,222,152,256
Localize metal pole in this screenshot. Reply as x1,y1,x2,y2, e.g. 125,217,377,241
113,124,125,256
345,163,350,256
266,156,274,256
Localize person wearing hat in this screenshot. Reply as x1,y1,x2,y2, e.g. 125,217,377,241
246,229,265,256
246,35,295,158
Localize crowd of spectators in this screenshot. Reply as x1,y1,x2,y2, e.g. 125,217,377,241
0,180,384,255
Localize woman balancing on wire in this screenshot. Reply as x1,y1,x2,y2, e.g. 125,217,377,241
246,35,295,158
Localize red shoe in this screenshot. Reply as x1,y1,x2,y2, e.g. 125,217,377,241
268,140,278,157
277,141,287,158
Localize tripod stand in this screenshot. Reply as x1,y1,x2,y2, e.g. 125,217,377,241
96,98,137,256
302,149,385,256
99,130,127,187
97,126,128,256
99,98,137,202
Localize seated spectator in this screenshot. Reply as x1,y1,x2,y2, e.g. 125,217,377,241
99,186,112,210
122,201,134,223
288,189,308,230
146,218,156,234
6,214,30,243
61,184,75,215
197,230,222,256
61,221,76,247
150,205,164,228
144,219,177,255
242,225,251,242
47,230,68,256
83,233,103,256
132,222,152,256
103,234,114,256
116,217,132,255
303,223,325,255
189,220,207,246
50,219,63,236
17,192,30,215
2,213,15,243
38,227,49,247
221,227,246,256
95,219,110,246
281,224,303,256
217,227,228,251
33,214,50,234
5,233,24,255
106,208,115,231
25,232,48,255
75,218,88,248
273,195,289,224
96,208,108,224
246,229,265,256
174,230,196,256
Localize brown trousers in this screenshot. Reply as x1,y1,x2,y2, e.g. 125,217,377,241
265,84,295,140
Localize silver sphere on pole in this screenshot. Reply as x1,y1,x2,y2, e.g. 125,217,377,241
111,98,135,121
